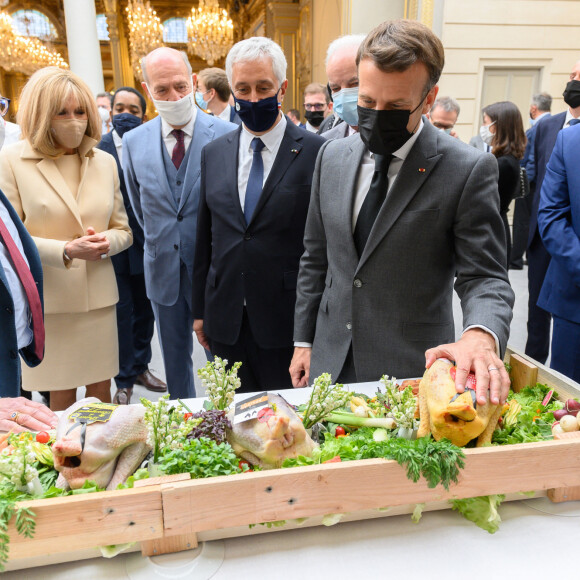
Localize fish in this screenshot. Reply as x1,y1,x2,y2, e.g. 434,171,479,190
227,394,317,468
52,398,151,490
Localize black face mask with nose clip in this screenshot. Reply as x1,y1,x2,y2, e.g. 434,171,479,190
563,79,580,109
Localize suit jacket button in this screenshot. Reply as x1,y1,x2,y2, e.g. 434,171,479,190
353,279,362,288
177,214,183,222
346,322,352,330
244,234,252,240
173,244,179,250
5,306,13,314
176,180,182,186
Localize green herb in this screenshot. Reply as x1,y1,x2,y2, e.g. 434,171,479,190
450,494,505,533
376,377,418,430
197,356,242,411
116,468,150,490
301,373,350,429
159,437,241,479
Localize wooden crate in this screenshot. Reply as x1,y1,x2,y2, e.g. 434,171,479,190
5,346,580,571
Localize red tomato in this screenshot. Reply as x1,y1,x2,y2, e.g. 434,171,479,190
183,413,193,421
323,455,342,464
36,431,50,444
238,460,253,472
335,426,346,437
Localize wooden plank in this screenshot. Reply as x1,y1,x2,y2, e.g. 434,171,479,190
141,533,198,557
509,353,538,392
7,487,163,560
134,472,191,488
162,439,580,535
548,486,580,502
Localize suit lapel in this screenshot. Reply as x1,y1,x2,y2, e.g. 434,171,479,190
179,113,214,211
222,127,245,227
248,122,303,226
356,123,442,271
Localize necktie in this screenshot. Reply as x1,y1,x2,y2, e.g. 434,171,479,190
568,118,580,126
171,129,185,169
244,137,266,223
353,154,393,256
0,216,45,360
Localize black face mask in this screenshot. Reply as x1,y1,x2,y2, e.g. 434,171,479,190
112,113,142,138
563,80,580,109
357,98,425,156
305,110,325,127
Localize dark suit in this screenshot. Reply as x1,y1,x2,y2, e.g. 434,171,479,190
525,111,566,363
229,107,242,125
0,189,43,397
193,120,325,391
96,131,155,390
537,123,580,381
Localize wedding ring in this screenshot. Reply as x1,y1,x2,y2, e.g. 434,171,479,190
10,411,20,424
100,253,107,260
488,366,500,372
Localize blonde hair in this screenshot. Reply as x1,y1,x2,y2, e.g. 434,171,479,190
17,67,101,158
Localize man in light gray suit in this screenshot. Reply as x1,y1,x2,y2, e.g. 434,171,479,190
124,47,235,398
291,20,514,406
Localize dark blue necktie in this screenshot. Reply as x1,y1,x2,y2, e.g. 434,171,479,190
244,137,266,223
569,118,580,126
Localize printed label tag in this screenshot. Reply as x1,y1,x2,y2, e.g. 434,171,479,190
69,402,118,425
234,392,271,425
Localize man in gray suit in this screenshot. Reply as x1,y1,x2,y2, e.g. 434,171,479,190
291,20,514,406
124,47,236,398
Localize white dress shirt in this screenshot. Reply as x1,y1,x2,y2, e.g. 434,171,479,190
0,201,33,349
564,109,579,128
217,104,232,123
237,114,287,211
160,107,197,158
112,129,123,165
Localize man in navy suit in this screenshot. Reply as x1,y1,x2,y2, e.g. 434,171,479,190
525,59,580,364
124,48,236,399
537,122,580,381
97,87,166,404
193,37,325,393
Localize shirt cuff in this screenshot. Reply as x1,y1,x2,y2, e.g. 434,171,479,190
463,325,500,356
294,342,313,348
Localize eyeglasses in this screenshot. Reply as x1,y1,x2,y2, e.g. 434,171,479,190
304,103,327,111
0,97,9,118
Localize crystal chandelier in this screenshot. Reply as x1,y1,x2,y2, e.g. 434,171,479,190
125,0,164,81
187,0,234,67
0,11,68,75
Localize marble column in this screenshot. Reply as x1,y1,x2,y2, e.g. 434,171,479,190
63,0,105,95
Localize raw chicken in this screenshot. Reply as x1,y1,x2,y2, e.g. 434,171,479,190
416,359,503,447
227,394,317,468
52,398,151,490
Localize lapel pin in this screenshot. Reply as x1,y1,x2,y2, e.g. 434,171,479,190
291,148,299,154
418,168,426,173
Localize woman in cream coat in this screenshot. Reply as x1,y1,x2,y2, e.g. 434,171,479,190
0,67,132,410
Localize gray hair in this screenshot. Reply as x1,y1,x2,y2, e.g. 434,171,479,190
531,92,552,112
431,95,460,116
225,37,287,86
141,48,192,84
325,34,367,67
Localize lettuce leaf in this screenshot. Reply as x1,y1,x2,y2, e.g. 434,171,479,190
450,494,505,533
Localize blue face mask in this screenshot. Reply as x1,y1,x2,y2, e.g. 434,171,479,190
332,87,359,127
111,113,142,138
233,90,281,133
195,90,209,111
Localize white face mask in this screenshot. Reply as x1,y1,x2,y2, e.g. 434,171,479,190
146,85,194,127
98,106,110,123
479,121,495,146
51,119,88,150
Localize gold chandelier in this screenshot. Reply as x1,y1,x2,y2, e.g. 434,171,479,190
0,11,68,76
125,0,164,81
187,0,233,67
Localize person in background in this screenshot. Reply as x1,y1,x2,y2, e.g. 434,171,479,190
291,19,513,406
97,86,166,405
195,67,241,125
537,122,580,382
96,92,113,134
0,67,132,411
0,93,45,398
1,98,21,145
303,83,333,133
428,96,460,138
323,34,366,140
286,108,304,128
510,92,552,270
124,47,236,399
468,118,491,152
480,101,527,268
526,59,580,365
193,37,325,393
0,397,57,433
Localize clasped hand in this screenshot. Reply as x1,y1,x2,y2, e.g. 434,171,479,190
64,226,110,261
